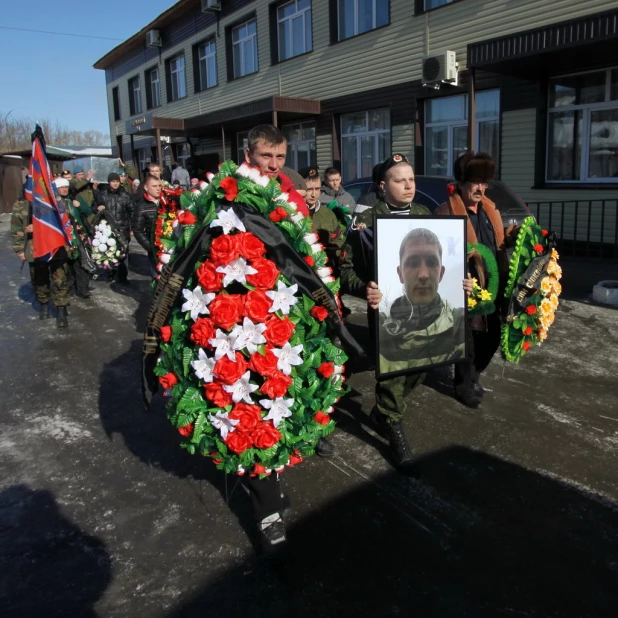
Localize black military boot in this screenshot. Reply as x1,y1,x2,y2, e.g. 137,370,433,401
39,303,50,320
56,306,69,328
315,437,337,457
370,408,415,472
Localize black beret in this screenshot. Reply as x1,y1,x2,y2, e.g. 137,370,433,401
298,166,320,180
377,153,411,183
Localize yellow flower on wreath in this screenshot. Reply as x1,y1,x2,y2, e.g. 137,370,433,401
551,248,559,260
538,328,548,342
468,298,478,308
551,278,562,296
540,298,553,315
549,293,559,310
540,277,552,295
479,289,493,301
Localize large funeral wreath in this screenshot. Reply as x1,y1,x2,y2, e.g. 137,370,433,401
502,216,562,363
152,162,348,477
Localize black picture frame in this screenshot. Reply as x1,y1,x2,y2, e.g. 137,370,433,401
373,214,468,381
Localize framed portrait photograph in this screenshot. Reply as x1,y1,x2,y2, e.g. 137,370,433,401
374,215,468,380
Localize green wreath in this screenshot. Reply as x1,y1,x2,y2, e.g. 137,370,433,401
466,242,499,317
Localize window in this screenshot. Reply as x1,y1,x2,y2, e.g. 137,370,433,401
277,0,312,61
128,76,142,116
146,67,161,109
112,87,121,121
232,19,258,79
167,55,187,101
198,40,217,90
282,122,316,169
424,0,454,9
425,90,500,177
176,143,191,169
547,68,618,183
341,108,390,181
137,148,151,173
237,131,250,164
337,0,389,41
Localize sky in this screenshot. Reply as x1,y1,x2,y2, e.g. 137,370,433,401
0,0,175,141
376,218,466,313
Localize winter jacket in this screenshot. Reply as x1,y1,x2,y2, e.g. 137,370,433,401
10,199,34,262
94,187,134,233
132,193,161,256
319,183,356,211
171,166,190,189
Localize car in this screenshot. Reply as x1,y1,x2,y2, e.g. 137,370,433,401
344,175,534,228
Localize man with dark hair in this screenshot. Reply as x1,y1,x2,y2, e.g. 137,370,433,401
133,174,165,276
244,124,309,216
436,151,517,408
320,167,355,211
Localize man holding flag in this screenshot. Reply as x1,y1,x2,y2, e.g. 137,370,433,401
20,125,74,327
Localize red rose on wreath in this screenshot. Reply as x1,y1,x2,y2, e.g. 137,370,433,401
264,315,295,347
317,362,335,378
260,371,293,399
314,411,331,426
522,341,531,351
246,257,280,290
196,260,224,293
190,317,215,348
248,347,279,378
209,294,244,330
533,243,544,254
160,325,172,342
542,230,549,237
251,463,267,476
310,306,329,321
178,423,194,436
178,211,197,225
204,381,233,407
229,403,263,432
251,421,282,449
525,305,537,315
268,207,288,223
523,326,533,335
214,352,248,385
224,430,252,454
210,234,239,266
219,176,239,201
304,255,315,267
159,372,178,389
244,289,272,323
288,453,303,466
237,232,266,260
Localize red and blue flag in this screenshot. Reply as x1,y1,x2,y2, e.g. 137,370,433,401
28,125,72,260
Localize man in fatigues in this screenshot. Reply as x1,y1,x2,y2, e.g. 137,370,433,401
70,167,96,206
341,154,472,471
11,194,72,327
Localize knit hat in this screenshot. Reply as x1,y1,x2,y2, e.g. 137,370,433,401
53,178,70,188
133,179,141,186
453,152,495,184
191,177,199,184
108,172,121,183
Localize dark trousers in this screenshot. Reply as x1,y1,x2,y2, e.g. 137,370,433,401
244,474,282,521
111,233,130,282
69,260,91,297
454,313,502,393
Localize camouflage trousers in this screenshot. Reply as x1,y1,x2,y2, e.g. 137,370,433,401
29,260,70,307
375,371,425,423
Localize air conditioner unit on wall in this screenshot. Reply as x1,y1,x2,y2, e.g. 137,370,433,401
422,51,458,88
146,30,162,48
202,0,222,11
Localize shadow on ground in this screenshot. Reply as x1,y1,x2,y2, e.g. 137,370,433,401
165,446,618,618
0,484,111,618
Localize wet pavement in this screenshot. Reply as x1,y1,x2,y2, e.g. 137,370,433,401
0,212,617,618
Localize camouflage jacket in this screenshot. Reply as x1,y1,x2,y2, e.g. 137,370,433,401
10,199,34,262
340,199,431,298
70,178,94,206
309,202,346,274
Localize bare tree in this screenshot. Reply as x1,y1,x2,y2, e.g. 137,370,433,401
0,111,110,152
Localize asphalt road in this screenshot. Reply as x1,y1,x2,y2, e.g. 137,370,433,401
1,213,617,618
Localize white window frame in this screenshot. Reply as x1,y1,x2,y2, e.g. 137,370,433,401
130,76,142,115
232,19,258,79
424,0,454,10
198,39,218,89
176,143,191,169
424,90,500,178
338,0,387,41
282,121,316,169
341,108,390,182
546,67,618,184
149,68,161,108
277,0,312,61
169,55,187,101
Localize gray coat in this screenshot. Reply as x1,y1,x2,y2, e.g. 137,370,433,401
320,184,356,210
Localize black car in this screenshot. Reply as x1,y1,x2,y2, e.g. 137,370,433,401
344,175,534,228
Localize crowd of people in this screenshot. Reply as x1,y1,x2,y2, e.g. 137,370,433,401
11,123,516,550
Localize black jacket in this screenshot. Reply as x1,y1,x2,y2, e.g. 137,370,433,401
132,193,159,255
94,187,134,231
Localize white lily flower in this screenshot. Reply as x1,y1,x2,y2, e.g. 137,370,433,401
216,257,257,287
231,317,267,354
223,371,258,404
181,286,215,321
266,281,299,315
210,208,246,235
271,342,303,376
191,348,216,382
208,411,239,440
209,329,239,361
260,397,294,427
